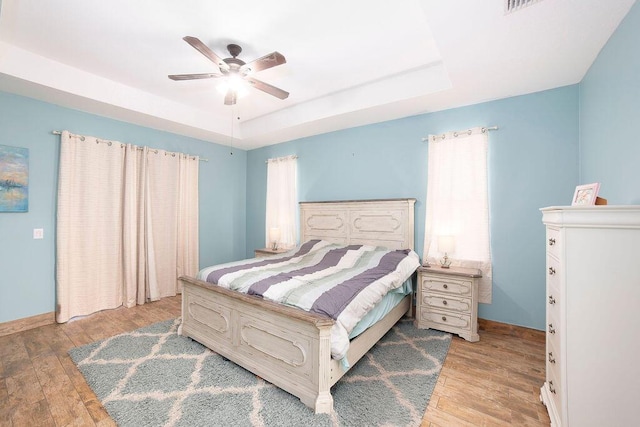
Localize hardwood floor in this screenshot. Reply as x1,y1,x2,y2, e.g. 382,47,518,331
0,296,550,426
422,324,550,426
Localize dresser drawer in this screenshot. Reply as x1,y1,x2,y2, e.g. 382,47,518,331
546,333,561,377
421,275,472,297
546,274,561,315
422,294,472,314
546,308,561,348
546,227,561,259
546,348,564,423
419,308,471,331
546,255,561,292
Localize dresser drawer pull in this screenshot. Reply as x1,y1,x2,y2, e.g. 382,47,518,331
548,323,555,334
442,300,448,306
548,238,556,246
548,352,556,364
548,295,556,305
442,284,448,289
549,381,556,394
548,267,556,275
441,316,447,322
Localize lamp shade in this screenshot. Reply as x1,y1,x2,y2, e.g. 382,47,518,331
269,227,281,242
438,235,456,253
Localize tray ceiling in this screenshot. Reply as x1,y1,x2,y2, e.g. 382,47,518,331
0,0,634,149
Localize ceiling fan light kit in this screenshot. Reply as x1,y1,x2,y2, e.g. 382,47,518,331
169,36,289,105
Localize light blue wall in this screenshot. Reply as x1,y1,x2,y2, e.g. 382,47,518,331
0,91,247,323
579,1,640,202
247,85,580,330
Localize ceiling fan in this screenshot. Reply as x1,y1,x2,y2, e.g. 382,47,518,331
169,36,289,105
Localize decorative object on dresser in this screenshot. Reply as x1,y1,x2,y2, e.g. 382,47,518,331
415,265,480,342
570,182,600,205
540,206,640,427
254,247,288,258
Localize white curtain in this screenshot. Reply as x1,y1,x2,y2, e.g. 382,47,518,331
423,127,492,303
56,131,199,322
265,155,298,249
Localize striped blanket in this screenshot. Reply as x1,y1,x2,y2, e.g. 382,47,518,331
198,240,420,360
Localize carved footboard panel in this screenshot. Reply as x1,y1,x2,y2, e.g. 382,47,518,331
179,276,336,413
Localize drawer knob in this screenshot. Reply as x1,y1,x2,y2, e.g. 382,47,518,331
548,238,556,246
443,284,448,289
548,323,555,334
548,352,556,364
549,381,556,394
548,295,556,305
442,300,448,306
548,267,556,275
442,316,447,322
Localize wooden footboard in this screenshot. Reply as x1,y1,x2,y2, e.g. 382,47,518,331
179,275,336,413
179,275,412,414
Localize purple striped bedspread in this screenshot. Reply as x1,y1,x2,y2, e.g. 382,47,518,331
197,240,420,360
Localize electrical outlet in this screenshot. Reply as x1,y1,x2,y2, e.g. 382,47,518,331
33,228,44,239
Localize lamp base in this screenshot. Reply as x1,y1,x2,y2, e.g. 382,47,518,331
440,253,451,268
271,241,279,251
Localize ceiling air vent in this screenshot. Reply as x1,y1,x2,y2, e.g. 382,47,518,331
505,0,543,14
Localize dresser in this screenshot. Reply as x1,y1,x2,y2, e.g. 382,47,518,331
540,206,640,427
415,265,480,342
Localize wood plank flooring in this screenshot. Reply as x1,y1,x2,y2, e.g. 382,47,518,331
0,296,550,426
422,325,550,426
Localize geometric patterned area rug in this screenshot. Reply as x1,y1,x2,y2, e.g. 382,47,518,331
69,318,451,427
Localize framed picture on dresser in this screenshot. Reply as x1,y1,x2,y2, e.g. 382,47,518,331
571,182,600,206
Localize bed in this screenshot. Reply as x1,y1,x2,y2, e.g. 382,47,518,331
178,198,417,413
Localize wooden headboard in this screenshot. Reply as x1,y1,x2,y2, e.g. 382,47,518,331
299,198,416,250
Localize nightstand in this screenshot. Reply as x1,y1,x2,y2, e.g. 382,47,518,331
254,247,289,258
415,265,481,342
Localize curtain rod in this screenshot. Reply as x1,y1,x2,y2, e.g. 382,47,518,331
265,154,298,164
52,130,208,162
421,125,498,142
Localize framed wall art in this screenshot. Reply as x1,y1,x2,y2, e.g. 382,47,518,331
0,144,29,212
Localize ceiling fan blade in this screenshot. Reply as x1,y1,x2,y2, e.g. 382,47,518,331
224,90,237,105
241,51,286,73
245,77,289,100
168,73,223,81
183,36,230,72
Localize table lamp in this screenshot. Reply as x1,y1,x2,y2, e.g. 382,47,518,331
438,235,455,268
269,227,281,250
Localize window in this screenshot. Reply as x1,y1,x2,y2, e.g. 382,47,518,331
423,127,492,303
265,155,298,249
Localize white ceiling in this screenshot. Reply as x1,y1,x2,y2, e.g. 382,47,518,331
0,0,635,150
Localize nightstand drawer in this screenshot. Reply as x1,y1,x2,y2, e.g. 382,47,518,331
421,276,472,297
419,308,471,330
422,294,472,314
